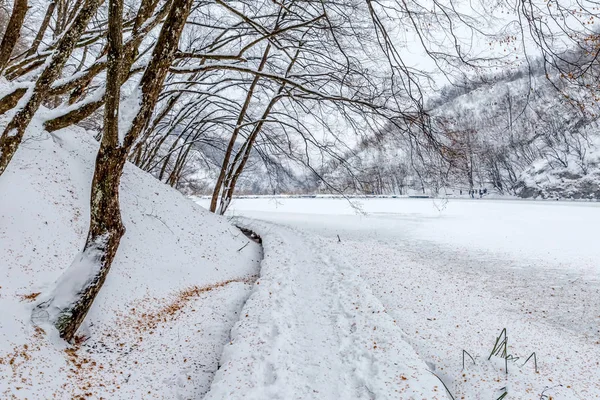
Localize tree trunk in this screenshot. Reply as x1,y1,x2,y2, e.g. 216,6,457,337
0,0,28,74
33,0,194,341
167,142,192,187
66,0,84,25
50,147,127,341
31,0,123,342
158,142,175,180
209,43,272,212
217,46,300,214
0,0,104,176
55,0,68,37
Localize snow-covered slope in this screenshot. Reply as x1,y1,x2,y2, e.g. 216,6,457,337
0,126,261,398
325,70,600,199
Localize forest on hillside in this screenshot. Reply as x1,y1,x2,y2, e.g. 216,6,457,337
324,61,600,199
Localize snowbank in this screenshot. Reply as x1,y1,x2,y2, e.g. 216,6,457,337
0,127,261,398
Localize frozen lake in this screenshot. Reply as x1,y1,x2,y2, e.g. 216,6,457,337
195,196,600,398
196,197,600,277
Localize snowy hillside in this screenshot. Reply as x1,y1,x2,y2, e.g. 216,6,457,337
325,69,600,199
0,127,261,398
434,73,600,199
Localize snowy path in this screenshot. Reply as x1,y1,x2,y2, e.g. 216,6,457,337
205,220,447,400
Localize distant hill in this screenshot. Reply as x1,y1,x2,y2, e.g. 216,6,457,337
324,64,600,200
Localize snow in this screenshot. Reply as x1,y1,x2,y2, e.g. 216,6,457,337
119,86,142,145
2,123,598,399
32,233,109,329
195,196,600,399
206,197,600,275
0,126,261,398
38,86,105,122
206,220,446,400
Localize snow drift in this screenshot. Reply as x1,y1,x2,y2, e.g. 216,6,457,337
0,126,261,398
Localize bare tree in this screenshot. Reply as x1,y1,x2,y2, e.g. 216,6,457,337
42,0,124,341
0,0,104,175
33,0,195,341
26,1,57,57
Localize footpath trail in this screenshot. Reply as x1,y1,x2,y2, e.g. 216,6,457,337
204,220,446,400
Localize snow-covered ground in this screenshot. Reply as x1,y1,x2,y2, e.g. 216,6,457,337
206,220,446,400
2,125,598,400
196,197,600,399
0,128,261,399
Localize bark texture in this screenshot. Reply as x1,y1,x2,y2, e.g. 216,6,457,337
0,0,28,73
51,0,124,342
